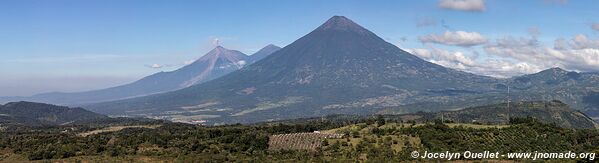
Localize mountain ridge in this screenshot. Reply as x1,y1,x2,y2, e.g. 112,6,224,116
13,16,598,125
0,101,108,126
0,45,280,105
249,44,282,63
424,100,598,129
86,16,501,124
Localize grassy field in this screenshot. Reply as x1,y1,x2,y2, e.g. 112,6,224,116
326,134,419,153
318,122,511,154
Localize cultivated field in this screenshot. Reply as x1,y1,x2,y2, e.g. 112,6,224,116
270,122,513,154
268,132,343,150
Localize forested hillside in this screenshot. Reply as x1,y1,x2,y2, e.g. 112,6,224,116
1,116,597,162
0,101,108,126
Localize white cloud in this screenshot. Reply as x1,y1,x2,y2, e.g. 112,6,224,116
429,48,476,66
484,35,599,72
471,60,541,78
483,37,547,63
146,59,199,69
438,0,486,12
145,64,164,69
183,60,195,65
409,48,475,66
408,47,539,78
410,48,433,59
419,31,488,47
237,60,247,67
569,34,599,49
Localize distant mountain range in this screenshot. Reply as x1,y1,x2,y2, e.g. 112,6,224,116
399,100,599,129
0,45,280,105
84,16,599,125
0,101,108,126
270,100,599,129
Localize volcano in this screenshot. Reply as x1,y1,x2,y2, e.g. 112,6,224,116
1,45,280,105
249,44,281,63
86,16,502,124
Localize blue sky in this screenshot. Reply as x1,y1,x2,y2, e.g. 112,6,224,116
1,0,599,96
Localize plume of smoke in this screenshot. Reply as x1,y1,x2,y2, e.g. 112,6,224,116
212,38,221,46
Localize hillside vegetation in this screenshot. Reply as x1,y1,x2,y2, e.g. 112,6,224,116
0,101,108,126
0,115,597,162
383,100,599,129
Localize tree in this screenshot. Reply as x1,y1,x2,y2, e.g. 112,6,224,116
376,115,386,126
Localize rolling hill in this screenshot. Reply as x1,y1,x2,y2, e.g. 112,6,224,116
396,100,599,129
0,101,108,126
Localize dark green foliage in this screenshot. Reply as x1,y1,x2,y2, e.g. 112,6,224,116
509,117,538,124
1,116,597,162
1,123,272,160
401,121,599,154
375,115,386,126
394,101,599,129
0,101,108,126
0,117,351,161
